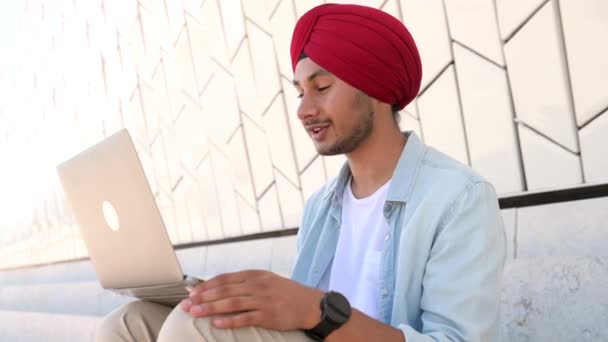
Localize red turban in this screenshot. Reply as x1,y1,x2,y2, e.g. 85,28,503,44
290,4,422,111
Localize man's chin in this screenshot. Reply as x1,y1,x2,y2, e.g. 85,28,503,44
318,151,341,156
315,144,344,156
314,145,332,156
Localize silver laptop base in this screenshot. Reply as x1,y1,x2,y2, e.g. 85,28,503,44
111,276,203,306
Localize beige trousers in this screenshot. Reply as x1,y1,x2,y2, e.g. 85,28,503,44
95,301,314,342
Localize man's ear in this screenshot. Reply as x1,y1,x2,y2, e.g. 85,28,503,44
368,96,379,111
371,98,392,117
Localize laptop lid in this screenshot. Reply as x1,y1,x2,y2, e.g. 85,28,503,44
57,129,184,289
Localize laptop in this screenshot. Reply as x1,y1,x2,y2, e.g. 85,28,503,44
57,129,202,306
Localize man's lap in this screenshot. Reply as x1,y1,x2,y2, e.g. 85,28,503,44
96,301,313,342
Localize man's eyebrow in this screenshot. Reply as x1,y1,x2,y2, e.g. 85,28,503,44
292,69,331,86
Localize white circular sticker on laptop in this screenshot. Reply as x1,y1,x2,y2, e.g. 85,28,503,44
102,201,120,232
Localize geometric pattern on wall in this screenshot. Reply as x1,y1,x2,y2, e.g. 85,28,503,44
0,0,607,268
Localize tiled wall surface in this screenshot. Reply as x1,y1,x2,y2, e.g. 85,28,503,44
0,0,607,269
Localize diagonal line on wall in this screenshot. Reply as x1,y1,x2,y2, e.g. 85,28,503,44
210,57,233,77
183,17,211,102
395,0,406,22
416,62,453,98
553,0,584,183
214,0,232,60
194,151,210,171
178,89,199,113
493,0,529,191
171,175,184,193
236,191,258,211
235,192,261,230
171,25,186,49
172,104,187,124
492,0,508,64
452,39,504,70
516,119,580,156
207,139,230,159
441,0,471,166
379,0,390,11
280,74,293,84
503,0,550,43
162,0,173,30
229,35,248,63
260,90,283,117
240,111,266,132
245,16,274,37
225,123,243,145
184,10,202,25
138,0,154,12
289,0,298,19
256,181,276,201
198,73,215,98
273,166,301,190
579,105,608,130
268,0,283,20
403,109,416,120
299,154,319,174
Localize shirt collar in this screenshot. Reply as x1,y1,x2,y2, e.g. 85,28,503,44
322,131,426,204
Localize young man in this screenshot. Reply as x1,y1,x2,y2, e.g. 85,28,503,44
96,4,505,342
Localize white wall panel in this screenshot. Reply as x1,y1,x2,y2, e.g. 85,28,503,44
0,0,606,269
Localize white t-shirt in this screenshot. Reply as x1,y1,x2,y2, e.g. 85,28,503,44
319,177,391,320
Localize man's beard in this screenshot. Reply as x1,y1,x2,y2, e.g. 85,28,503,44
317,109,374,156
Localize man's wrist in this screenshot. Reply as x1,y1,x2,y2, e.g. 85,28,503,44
304,291,352,341
302,289,325,329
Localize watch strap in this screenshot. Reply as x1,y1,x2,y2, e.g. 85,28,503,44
304,291,350,341
304,317,337,341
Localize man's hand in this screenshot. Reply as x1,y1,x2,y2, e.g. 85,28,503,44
180,270,324,331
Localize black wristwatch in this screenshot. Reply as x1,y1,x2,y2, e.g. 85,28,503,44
304,291,352,341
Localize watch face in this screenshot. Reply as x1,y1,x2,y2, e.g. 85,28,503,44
325,292,351,324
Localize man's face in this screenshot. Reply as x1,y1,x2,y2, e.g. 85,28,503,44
293,58,374,156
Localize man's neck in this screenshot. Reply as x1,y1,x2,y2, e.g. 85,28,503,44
346,125,406,199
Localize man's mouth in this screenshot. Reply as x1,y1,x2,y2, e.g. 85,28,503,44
307,123,331,141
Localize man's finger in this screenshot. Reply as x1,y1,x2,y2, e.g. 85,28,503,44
190,283,252,305
189,271,246,295
212,311,265,329
189,296,260,317
180,298,193,312
189,270,267,296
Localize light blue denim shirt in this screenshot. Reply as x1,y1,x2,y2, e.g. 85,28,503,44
291,132,506,342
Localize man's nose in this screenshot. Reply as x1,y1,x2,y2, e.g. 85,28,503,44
296,94,320,121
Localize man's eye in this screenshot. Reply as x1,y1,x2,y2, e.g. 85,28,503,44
297,86,329,99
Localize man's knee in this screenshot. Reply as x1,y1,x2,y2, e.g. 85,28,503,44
157,307,212,341
159,309,262,341
158,308,314,342
95,301,172,342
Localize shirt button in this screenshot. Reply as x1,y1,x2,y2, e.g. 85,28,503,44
384,233,391,241
313,267,318,274
384,203,392,213
381,288,389,297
